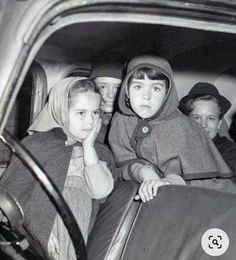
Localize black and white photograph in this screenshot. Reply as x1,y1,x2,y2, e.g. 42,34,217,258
1,1,236,259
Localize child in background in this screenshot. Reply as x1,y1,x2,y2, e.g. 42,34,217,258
109,55,234,202
0,78,114,259
179,82,236,175
90,60,123,144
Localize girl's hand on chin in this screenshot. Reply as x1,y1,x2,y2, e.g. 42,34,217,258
82,119,102,148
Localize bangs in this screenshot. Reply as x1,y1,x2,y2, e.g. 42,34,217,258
127,67,169,89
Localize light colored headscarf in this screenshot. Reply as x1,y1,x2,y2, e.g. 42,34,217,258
28,77,84,144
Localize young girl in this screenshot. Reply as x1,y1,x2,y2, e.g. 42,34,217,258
0,78,114,259
109,55,234,202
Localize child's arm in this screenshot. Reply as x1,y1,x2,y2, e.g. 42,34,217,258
84,162,114,199
109,113,149,180
82,119,114,199
132,163,185,203
163,173,186,185
132,163,163,202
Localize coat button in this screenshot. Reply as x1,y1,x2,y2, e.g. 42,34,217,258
142,126,149,134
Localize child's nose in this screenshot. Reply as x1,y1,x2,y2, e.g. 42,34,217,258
87,113,94,126
201,119,207,128
107,89,115,98
143,90,151,100
142,86,152,99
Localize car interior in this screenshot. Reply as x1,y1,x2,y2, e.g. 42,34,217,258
2,21,236,172
1,2,236,259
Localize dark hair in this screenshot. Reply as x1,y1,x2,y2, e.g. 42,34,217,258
69,79,100,107
127,67,169,89
185,95,223,119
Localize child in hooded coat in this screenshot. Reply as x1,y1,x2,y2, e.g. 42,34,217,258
109,55,235,202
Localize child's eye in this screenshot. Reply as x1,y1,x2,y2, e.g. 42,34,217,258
209,117,216,121
77,111,84,116
132,84,142,90
99,85,106,90
153,86,161,92
93,110,100,115
191,115,200,121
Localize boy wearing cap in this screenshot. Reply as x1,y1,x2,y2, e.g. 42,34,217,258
90,61,123,144
179,82,236,174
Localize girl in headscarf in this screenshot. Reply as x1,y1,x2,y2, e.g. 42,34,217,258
0,78,114,259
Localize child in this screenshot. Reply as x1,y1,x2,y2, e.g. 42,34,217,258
109,55,235,202
179,82,236,174
0,78,114,259
90,60,123,144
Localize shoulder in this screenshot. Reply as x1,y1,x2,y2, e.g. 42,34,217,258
110,112,137,128
175,111,206,132
214,135,236,149
20,129,67,154
110,111,124,124
157,110,204,134
22,130,57,143
95,142,113,160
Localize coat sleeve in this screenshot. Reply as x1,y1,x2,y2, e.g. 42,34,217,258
0,132,70,253
0,137,38,207
83,161,114,199
0,136,53,254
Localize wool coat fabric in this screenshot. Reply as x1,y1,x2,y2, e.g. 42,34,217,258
213,134,236,175
96,111,113,145
109,55,233,186
0,128,115,254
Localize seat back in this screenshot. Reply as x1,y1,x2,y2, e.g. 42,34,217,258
88,183,236,260
87,181,140,260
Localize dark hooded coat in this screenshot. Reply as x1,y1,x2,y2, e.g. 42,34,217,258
109,55,235,192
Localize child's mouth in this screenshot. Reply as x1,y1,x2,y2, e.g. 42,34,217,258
140,105,151,109
105,101,114,105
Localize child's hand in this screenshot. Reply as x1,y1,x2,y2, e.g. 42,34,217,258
82,119,101,166
134,179,171,203
48,234,60,259
82,119,102,148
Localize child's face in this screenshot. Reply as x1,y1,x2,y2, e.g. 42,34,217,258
128,75,167,119
189,99,221,139
68,91,101,141
94,77,121,113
